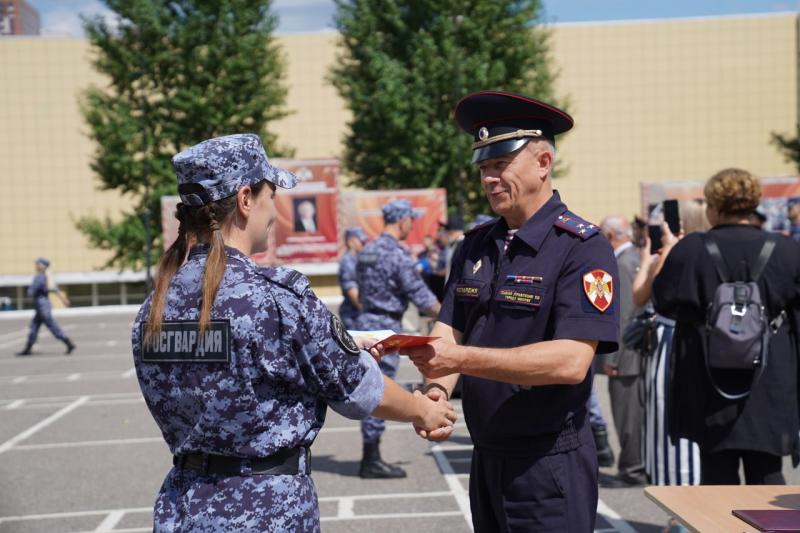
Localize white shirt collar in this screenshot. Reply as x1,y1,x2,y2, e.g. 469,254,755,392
614,241,633,258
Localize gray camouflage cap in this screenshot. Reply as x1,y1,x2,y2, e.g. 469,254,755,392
344,227,368,242
172,134,297,206
382,199,420,223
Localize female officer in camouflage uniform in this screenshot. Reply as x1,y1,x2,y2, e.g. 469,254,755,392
131,134,455,532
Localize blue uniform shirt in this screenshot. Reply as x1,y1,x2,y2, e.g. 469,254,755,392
132,245,384,459
356,233,438,317
27,273,53,309
439,192,619,452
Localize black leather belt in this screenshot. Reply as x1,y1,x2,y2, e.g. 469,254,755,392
173,447,309,476
366,309,403,321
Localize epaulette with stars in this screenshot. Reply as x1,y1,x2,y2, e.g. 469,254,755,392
553,211,599,240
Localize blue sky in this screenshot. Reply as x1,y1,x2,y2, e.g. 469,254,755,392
30,0,799,36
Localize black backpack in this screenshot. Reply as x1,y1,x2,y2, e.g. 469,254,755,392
702,233,785,400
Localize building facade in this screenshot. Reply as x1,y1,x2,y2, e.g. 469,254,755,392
0,0,39,35
0,12,797,307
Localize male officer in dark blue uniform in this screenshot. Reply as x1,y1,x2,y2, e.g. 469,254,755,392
405,91,620,531
17,257,76,356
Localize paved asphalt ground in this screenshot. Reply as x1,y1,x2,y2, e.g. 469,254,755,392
1,307,798,532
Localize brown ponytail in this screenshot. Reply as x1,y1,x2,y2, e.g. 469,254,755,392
145,203,190,345
144,181,269,342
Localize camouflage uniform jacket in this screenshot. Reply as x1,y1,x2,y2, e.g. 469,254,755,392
132,244,383,531
356,233,438,319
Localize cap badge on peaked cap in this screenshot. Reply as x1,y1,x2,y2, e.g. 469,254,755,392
454,91,573,163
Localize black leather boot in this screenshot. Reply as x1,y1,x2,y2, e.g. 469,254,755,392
593,425,615,468
16,344,32,356
64,339,76,355
359,441,407,479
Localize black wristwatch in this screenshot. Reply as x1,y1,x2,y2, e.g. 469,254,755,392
421,382,450,401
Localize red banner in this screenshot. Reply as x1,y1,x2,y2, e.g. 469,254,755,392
252,159,340,266
339,189,447,257
161,165,448,266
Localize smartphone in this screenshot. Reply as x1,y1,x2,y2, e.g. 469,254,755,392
632,216,647,248
663,199,681,235
648,224,662,255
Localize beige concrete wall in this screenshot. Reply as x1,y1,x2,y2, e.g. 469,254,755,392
276,31,350,160
551,13,798,222
0,13,797,276
0,37,133,276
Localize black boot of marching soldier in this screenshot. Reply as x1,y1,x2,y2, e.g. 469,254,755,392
359,440,407,479
64,338,76,355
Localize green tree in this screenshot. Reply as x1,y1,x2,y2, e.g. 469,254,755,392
78,0,290,271
331,0,565,218
772,126,800,172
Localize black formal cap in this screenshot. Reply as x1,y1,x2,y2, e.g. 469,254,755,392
454,91,573,163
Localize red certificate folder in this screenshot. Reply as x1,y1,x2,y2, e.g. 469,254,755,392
370,334,439,351
733,509,800,531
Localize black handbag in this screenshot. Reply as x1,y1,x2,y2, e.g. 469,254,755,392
622,309,658,356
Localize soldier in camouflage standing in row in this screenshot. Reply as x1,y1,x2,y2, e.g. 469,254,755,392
338,227,368,329
356,199,442,478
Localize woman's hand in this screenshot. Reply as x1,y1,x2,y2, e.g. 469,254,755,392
660,221,680,250
412,389,456,439
413,387,455,441
353,337,385,362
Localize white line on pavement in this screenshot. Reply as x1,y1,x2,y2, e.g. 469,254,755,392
0,507,152,524
321,510,464,522
431,443,474,530
0,392,140,406
1,369,134,384
94,510,125,531
337,497,355,518
0,325,76,349
597,499,638,533
0,395,89,454
5,399,24,410
121,367,137,378
13,436,163,451
318,490,451,502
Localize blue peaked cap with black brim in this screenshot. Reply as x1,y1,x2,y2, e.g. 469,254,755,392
454,91,574,163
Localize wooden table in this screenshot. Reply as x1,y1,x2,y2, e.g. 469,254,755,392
645,485,800,532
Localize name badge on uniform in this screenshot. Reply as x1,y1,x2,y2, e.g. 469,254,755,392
455,282,483,299
141,321,231,363
495,286,544,307
358,253,378,265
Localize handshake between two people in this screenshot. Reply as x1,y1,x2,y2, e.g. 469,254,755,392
358,335,461,443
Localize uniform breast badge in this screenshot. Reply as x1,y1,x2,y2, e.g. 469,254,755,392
582,270,613,312
472,259,482,275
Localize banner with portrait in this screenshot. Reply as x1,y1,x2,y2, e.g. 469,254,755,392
252,158,340,266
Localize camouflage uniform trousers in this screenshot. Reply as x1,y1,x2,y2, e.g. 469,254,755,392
26,300,68,347
355,312,402,443
154,468,320,532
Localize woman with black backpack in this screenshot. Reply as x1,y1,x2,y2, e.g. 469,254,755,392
652,168,800,485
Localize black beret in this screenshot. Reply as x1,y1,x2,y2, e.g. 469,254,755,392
454,91,573,163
